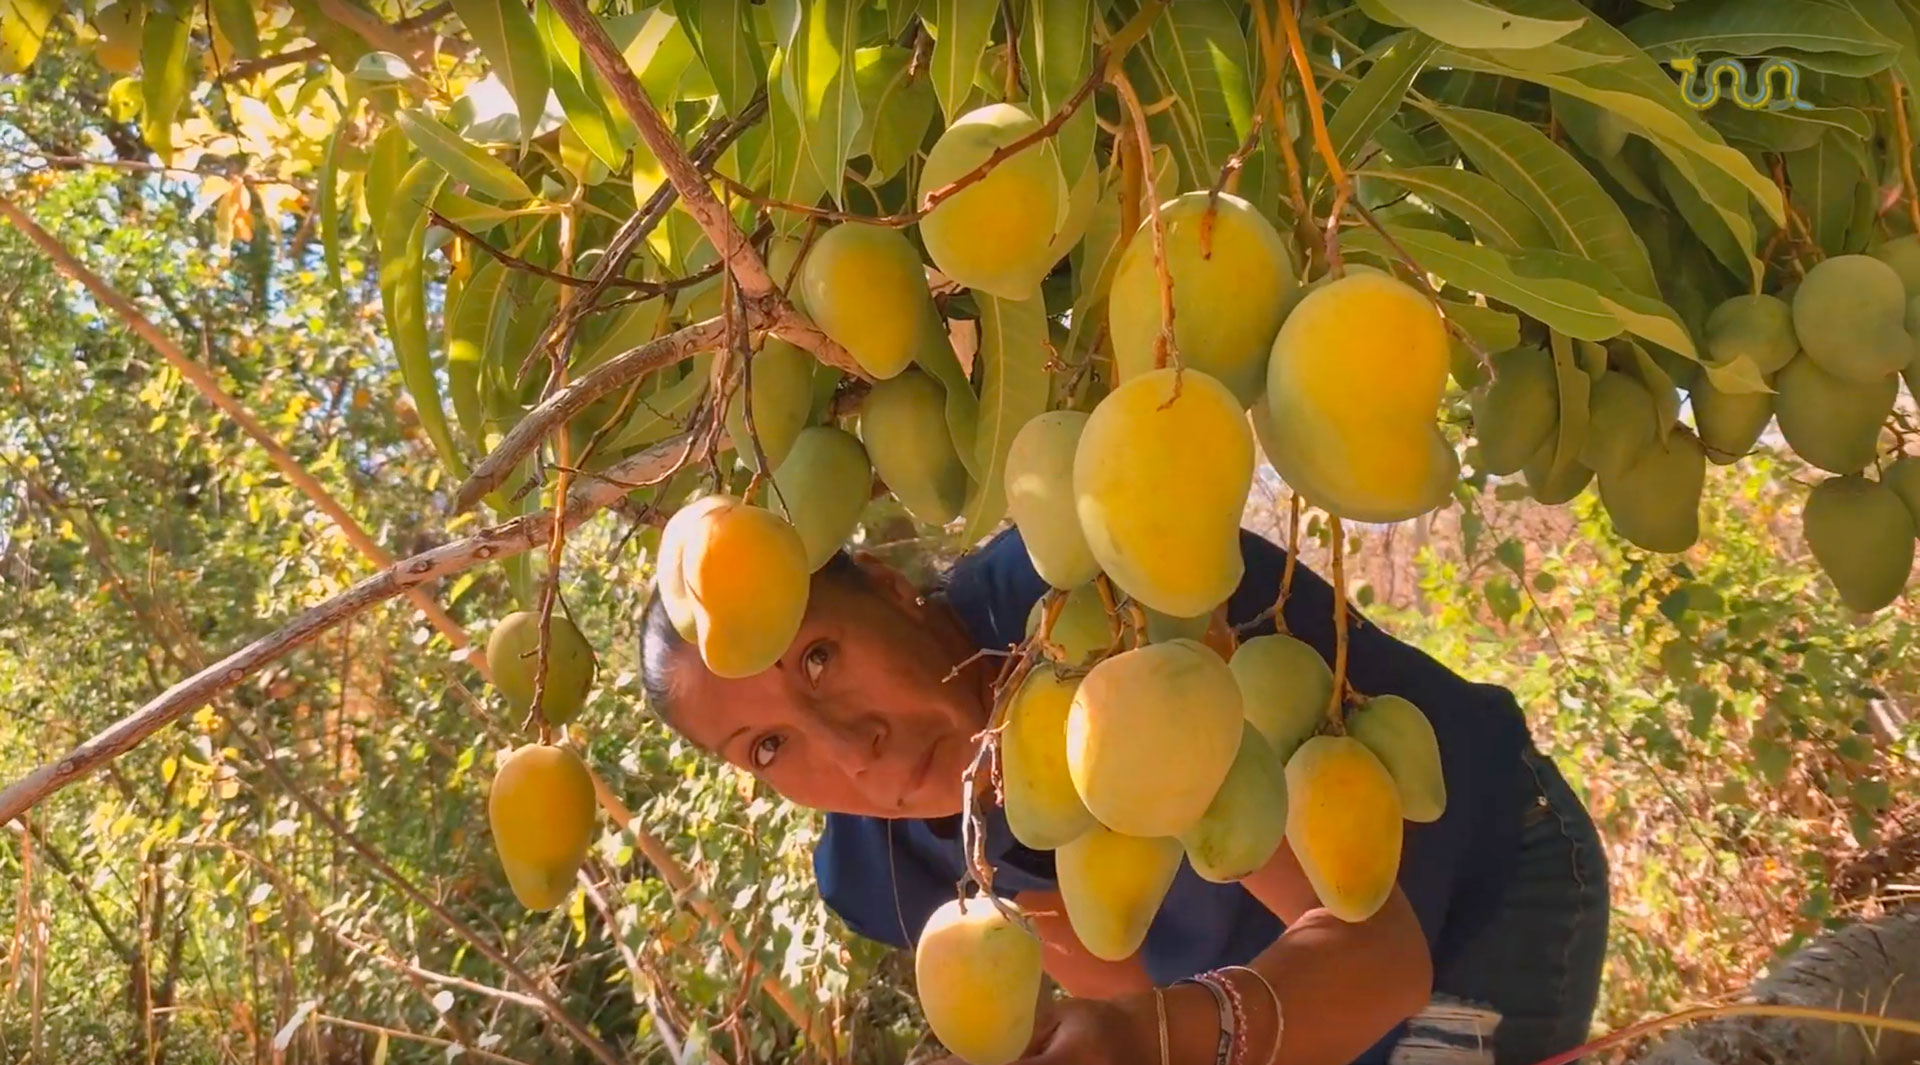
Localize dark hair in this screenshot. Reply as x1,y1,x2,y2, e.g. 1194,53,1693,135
639,550,871,729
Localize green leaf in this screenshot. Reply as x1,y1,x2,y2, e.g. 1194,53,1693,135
209,0,261,60
0,0,55,74
448,258,507,450
776,0,864,203
1785,130,1870,258
674,0,764,118
535,0,625,169
1509,247,1696,358
1149,0,1257,198
286,0,373,71
380,160,465,478
1025,0,1098,188
1325,32,1440,177
394,107,535,203
1342,225,1619,340
852,46,937,184
1550,92,1665,207
766,48,829,235
139,4,194,165
350,51,420,85
363,125,414,243
914,316,982,480
430,188,523,236
1495,537,1526,575
888,0,924,42
959,290,1052,542
1705,103,1871,154
1545,330,1592,486
1432,104,1659,299
1439,297,1523,354
1358,166,1552,251
1359,0,1583,51
1622,0,1896,61
1651,152,1753,287
1625,340,1680,445
931,0,998,126
453,0,552,151
318,126,344,298
1701,355,1773,396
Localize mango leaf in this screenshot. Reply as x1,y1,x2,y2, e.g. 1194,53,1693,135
1701,354,1773,396
914,316,982,481
394,108,534,203
1625,340,1680,445
1432,104,1659,299
1024,0,1099,189
380,160,465,478
1438,298,1523,354
448,257,508,449
1621,0,1895,62
139,4,194,164
1358,165,1552,251
888,0,923,41
1833,0,1920,132
209,0,260,61
1545,330,1593,486
1342,225,1620,340
852,46,937,184
430,188,524,237
1508,247,1696,358
1324,32,1440,180
959,290,1052,542
363,125,414,241
1359,0,1583,51
673,0,764,118
1763,47,1897,79
766,49,829,234
535,0,625,169
1149,0,1258,203
318,126,344,297
453,0,551,150
0,0,56,74
1705,104,1871,154
1785,130,1870,258
931,0,997,126
349,51,420,85
1548,92,1663,208
286,0,373,71
1651,152,1752,287
776,0,864,203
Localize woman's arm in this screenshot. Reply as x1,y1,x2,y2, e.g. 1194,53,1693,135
1013,889,1154,999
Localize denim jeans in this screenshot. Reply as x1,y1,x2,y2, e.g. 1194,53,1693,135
1363,744,1612,1065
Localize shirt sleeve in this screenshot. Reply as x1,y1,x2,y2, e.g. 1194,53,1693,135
812,815,953,950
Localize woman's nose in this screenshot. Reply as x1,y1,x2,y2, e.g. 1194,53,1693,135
817,714,887,775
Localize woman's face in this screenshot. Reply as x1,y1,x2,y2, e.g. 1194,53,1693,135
663,557,996,820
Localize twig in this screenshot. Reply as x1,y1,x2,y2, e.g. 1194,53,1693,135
1278,492,1301,634
0,192,486,671
1326,518,1349,732
429,210,722,294
3,152,305,190
1891,77,1920,237
219,3,452,82
453,315,731,513
1108,70,1179,378
1205,113,1267,252
310,1014,534,1065
1101,0,1170,77
0,434,701,826
1250,2,1313,248
546,0,866,382
1277,1,1346,190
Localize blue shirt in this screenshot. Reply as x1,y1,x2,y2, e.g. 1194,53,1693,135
813,526,1532,986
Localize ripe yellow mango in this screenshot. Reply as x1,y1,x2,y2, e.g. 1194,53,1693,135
486,611,598,726
1228,634,1333,763
1027,583,1117,668
1597,431,1705,554
1264,271,1458,523
1346,695,1445,823
1073,367,1253,617
1005,411,1100,589
799,224,938,379
1775,353,1896,475
861,368,973,527
1704,294,1798,375
917,103,1064,299
1472,346,1557,477
768,426,872,571
724,339,817,473
915,897,1042,1065
1803,475,1915,613
1792,254,1915,384
1284,736,1403,923
1179,723,1288,883
655,493,732,641
666,495,812,678
1108,192,1297,407
1067,639,1243,838
488,744,598,911
1001,669,1096,851
1055,825,1184,962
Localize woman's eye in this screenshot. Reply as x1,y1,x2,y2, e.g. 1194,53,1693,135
802,643,831,685
750,734,784,769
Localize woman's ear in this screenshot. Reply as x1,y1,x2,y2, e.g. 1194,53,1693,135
848,551,925,613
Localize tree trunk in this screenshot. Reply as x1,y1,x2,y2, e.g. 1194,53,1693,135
1632,909,1920,1065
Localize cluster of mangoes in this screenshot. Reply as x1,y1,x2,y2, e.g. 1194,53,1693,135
1470,238,1920,612
481,611,601,912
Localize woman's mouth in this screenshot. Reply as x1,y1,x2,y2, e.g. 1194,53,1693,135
903,736,945,804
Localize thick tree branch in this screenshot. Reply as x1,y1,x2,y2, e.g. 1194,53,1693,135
0,434,698,827
0,194,486,671
453,315,728,513
545,0,866,381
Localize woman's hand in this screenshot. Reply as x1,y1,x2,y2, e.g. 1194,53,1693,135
1010,995,1160,1065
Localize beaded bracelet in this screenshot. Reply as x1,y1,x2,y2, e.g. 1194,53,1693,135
1220,965,1285,1065
1181,972,1244,1065
1207,970,1252,1065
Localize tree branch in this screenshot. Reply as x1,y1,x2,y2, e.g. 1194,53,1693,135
219,3,453,83
452,315,729,513
0,434,699,827
545,0,866,381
